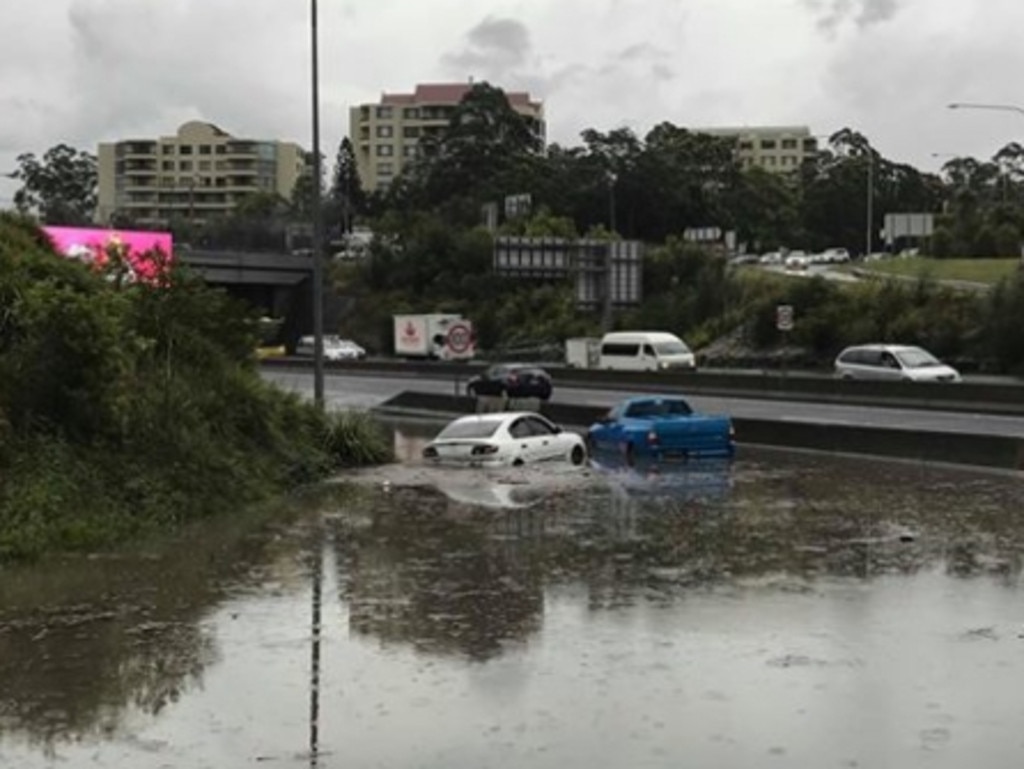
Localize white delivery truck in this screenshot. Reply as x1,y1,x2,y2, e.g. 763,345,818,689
393,314,475,360
565,337,601,368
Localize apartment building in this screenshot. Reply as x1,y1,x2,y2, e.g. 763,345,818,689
96,121,307,225
698,126,818,173
349,82,545,191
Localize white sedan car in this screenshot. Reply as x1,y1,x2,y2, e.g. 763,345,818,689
422,412,587,467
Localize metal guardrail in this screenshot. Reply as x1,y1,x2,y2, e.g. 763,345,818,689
260,357,1024,417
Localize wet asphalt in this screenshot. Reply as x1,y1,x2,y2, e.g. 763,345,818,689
1,421,1023,768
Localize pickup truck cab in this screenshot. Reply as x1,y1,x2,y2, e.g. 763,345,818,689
587,395,735,463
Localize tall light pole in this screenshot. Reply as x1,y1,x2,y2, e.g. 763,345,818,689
948,102,1024,119
602,171,617,332
310,0,325,409
865,150,874,257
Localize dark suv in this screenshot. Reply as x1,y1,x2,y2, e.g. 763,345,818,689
467,364,553,401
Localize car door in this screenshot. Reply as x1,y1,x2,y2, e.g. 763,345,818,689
507,417,541,463
641,344,658,372
590,406,623,449
524,415,564,461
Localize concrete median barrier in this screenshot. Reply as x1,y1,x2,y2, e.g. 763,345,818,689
262,357,1024,417
373,390,1024,472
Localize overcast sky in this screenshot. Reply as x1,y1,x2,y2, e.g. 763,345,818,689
3,0,1024,207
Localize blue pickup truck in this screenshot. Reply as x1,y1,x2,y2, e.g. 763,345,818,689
587,395,735,463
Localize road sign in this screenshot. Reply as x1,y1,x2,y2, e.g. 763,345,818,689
446,321,473,354
776,304,794,332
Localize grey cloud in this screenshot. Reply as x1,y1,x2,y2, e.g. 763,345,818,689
805,0,902,34
442,17,531,79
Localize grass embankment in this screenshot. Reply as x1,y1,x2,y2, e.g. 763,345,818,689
849,257,1020,285
0,214,392,561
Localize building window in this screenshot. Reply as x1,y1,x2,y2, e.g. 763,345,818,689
162,161,174,171
199,145,212,155
180,145,193,155
376,125,393,138
803,138,818,152
180,160,193,171
376,144,393,157
198,161,212,171
162,145,175,155
377,163,394,176
215,145,227,155
781,139,798,150
760,140,776,150
376,106,393,120
403,107,420,119
738,141,753,151
764,156,777,166
403,126,420,138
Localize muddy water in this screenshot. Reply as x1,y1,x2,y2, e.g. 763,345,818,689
1,426,1023,768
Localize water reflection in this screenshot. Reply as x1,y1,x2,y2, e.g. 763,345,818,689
0,427,1022,766
0,495,321,750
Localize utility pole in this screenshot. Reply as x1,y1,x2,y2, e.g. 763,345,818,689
310,0,325,409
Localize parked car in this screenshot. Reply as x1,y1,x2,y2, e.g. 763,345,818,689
834,344,961,382
759,251,783,266
422,412,587,467
295,335,366,361
467,364,553,400
587,396,736,463
785,253,810,271
598,331,697,371
816,247,850,264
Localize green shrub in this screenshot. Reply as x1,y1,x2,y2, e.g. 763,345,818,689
0,213,391,561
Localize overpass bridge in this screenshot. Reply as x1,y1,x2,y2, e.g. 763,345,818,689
176,248,321,347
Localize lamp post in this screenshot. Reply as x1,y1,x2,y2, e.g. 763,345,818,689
948,102,1024,119
602,171,617,332
309,0,325,409
865,150,874,258
947,103,1024,204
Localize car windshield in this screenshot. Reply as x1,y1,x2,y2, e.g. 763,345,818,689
436,419,501,440
895,348,940,368
654,341,689,355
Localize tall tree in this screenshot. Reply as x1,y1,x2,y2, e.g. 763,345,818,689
329,137,366,233
8,144,97,225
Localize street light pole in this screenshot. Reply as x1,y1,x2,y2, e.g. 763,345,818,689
865,151,874,257
948,102,1024,119
310,0,325,409
602,171,617,332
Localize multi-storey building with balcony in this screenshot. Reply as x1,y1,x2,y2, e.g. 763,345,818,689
698,126,819,173
349,82,545,192
96,121,307,226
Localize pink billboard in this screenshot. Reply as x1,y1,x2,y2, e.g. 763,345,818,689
43,226,173,284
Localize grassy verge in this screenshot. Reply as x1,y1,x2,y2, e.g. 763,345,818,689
846,257,1019,285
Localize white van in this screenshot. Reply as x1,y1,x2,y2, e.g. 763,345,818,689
598,332,697,371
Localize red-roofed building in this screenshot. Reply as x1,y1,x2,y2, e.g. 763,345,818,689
349,82,545,192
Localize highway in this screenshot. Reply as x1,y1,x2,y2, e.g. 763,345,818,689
262,367,1024,438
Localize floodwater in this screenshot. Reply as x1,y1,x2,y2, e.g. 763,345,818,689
2,422,1024,769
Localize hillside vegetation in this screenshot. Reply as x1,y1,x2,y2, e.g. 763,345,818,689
0,214,390,561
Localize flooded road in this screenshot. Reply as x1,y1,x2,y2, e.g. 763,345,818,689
2,421,1024,768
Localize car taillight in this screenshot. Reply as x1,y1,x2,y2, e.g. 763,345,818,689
646,430,659,444
471,444,499,456
422,446,438,458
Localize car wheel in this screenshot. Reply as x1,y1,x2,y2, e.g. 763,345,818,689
570,444,586,466
512,457,525,467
